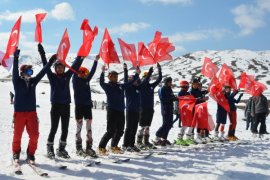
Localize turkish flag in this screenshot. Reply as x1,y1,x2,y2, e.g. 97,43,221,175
138,42,155,66
2,16,22,67
118,38,137,67
78,19,98,57
148,31,175,63
153,42,174,62
218,63,237,90
208,76,230,112
201,57,219,79
56,29,79,74
35,13,47,43
191,102,209,129
148,31,162,56
178,95,197,127
238,72,266,96
99,28,120,66
0,51,13,71
238,72,255,89
251,81,267,96
57,29,70,62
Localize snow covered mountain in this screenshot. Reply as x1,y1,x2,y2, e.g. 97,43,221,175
1,49,270,90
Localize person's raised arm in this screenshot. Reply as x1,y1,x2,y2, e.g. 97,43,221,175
38,43,53,77
123,63,128,83
33,54,57,84
12,48,20,82
121,66,140,90
66,56,84,78
139,66,153,87
150,63,162,88
86,54,99,81
99,65,109,90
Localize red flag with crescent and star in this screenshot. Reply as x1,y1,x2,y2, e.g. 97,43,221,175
191,102,209,129
138,42,155,67
99,28,120,66
77,19,98,57
178,95,197,127
118,38,137,67
148,31,175,63
201,57,219,79
208,76,230,112
218,63,237,90
2,16,22,67
56,29,77,74
35,13,47,43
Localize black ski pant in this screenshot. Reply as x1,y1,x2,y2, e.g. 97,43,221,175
252,113,267,134
123,110,140,147
99,108,125,148
156,109,173,140
48,104,70,143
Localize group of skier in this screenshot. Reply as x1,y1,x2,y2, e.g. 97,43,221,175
10,44,269,164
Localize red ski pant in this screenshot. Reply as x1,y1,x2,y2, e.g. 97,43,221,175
229,111,237,131
12,111,39,155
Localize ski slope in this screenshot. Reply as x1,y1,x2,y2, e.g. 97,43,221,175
0,81,269,180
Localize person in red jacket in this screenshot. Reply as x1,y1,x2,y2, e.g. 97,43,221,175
12,47,56,164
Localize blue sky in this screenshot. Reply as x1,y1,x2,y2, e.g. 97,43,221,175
0,0,269,56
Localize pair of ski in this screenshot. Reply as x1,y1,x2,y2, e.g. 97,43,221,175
138,151,168,159
13,159,48,177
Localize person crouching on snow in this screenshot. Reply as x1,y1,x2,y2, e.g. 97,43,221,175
38,43,84,159
153,77,178,146
72,54,99,157
12,47,56,164
98,65,140,155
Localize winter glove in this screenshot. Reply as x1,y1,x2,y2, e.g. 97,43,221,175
14,48,20,59
38,43,45,55
149,67,153,74
157,63,161,70
49,54,57,63
123,63,127,70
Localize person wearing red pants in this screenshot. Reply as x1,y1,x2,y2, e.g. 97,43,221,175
226,87,243,141
12,47,56,163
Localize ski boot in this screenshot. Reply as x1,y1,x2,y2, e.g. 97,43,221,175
143,135,157,149
56,141,70,159
26,153,35,164
76,141,86,157
47,142,55,159
98,147,108,156
85,143,98,158
110,146,124,154
136,134,144,148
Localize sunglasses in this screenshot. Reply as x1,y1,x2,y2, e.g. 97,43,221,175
25,69,33,76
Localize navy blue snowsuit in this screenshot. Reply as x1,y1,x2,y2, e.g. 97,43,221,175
155,85,177,140
122,68,151,147
40,50,83,143
98,72,139,148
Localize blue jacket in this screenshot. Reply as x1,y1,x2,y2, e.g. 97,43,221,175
100,72,139,111
124,68,151,112
216,92,231,122
40,53,83,104
13,55,54,112
189,88,205,104
178,90,190,97
158,85,176,112
140,69,162,109
227,91,242,112
72,60,98,106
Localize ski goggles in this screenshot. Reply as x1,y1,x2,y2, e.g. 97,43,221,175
25,69,33,76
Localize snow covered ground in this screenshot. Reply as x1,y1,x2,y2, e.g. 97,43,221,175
0,81,269,180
